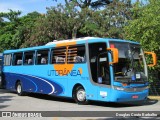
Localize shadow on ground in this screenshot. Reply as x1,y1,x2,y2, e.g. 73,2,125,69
0,89,14,109
89,98,158,108
28,93,75,104
0,88,159,108
26,92,159,108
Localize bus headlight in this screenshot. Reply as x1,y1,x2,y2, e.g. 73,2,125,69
114,86,124,91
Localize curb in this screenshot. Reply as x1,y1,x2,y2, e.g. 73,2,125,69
148,96,160,100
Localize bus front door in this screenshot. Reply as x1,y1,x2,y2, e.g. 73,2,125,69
88,42,111,101
97,52,111,101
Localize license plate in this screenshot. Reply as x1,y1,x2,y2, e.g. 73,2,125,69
132,95,138,99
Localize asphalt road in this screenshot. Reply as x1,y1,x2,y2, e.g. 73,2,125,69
0,89,160,120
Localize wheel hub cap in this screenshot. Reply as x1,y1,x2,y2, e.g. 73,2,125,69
17,85,21,93
77,89,86,101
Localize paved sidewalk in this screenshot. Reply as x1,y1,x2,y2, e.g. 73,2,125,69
148,96,160,100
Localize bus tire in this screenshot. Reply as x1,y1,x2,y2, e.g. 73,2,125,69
16,82,25,96
73,86,88,105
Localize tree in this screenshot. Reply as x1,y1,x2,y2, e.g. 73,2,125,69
14,12,43,48
0,11,42,51
28,4,74,46
74,0,133,38
0,0,134,51
28,0,133,46
99,0,133,38
124,0,160,59
53,0,112,8
0,10,21,52
0,9,21,22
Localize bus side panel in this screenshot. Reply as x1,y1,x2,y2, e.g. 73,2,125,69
3,72,37,92
66,64,98,100
97,87,111,101
3,66,16,90
3,66,65,96
64,64,113,102
83,81,98,101
3,72,14,90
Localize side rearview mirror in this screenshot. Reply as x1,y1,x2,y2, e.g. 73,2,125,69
144,51,157,67
107,48,119,65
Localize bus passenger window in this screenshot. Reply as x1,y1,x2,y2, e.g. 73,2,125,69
36,50,49,65
51,47,66,64
68,45,85,64
4,54,12,66
13,53,23,66
24,51,34,65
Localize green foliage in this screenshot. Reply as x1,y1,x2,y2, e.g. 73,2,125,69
0,11,42,51
125,0,160,51
16,12,43,47
0,0,132,51
53,0,111,8
0,9,21,22
0,10,21,51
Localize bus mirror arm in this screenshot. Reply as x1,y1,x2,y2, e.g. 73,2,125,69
107,48,119,65
144,51,157,67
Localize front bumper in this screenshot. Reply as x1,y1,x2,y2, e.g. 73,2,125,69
109,89,148,102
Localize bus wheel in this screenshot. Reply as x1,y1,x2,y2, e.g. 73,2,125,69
16,82,24,96
73,86,88,105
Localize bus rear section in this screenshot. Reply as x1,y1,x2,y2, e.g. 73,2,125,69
88,40,156,102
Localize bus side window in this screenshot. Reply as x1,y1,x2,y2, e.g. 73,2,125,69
68,45,85,64
51,47,66,64
24,51,34,65
13,53,23,66
36,50,49,65
4,54,12,66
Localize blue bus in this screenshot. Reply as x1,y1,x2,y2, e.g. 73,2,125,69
1,37,156,104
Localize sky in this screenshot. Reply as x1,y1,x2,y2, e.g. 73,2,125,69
0,0,140,16
0,0,65,16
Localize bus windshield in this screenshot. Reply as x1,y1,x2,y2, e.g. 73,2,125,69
110,42,147,83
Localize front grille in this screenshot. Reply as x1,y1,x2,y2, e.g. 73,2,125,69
124,87,147,92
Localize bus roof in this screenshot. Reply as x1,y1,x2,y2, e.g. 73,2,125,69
3,37,139,54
